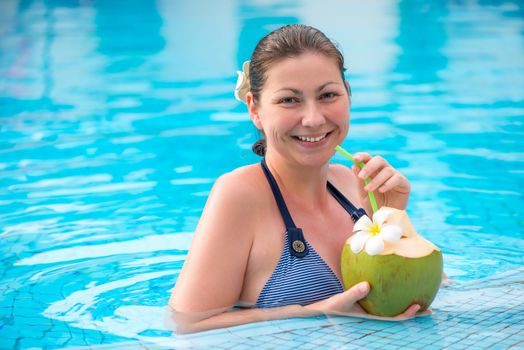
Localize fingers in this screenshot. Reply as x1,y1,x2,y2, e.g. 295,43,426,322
364,167,395,192
394,305,433,320
346,281,370,302
354,154,389,181
396,304,421,319
307,282,370,314
352,152,373,179
368,171,409,194
334,281,370,311
352,153,409,194
331,282,370,307
416,309,433,317
352,152,372,164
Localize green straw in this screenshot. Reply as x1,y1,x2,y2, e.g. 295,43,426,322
335,145,379,213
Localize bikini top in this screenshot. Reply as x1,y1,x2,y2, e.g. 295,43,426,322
255,159,366,308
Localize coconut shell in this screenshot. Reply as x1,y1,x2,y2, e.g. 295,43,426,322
341,207,443,316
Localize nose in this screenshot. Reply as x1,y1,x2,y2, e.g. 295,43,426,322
302,101,326,128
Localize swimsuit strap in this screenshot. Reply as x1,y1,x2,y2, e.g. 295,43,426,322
326,182,367,223
260,159,296,228
260,159,309,258
260,159,368,258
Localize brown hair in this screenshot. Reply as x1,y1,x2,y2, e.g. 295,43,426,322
248,24,348,156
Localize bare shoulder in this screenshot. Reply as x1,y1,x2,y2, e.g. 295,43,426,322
200,163,269,232
328,163,362,206
211,164,267,208
328,163,357,188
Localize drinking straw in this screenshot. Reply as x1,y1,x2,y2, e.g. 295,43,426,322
335,145,379,213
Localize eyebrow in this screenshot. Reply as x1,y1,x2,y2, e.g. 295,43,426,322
274,81,340,95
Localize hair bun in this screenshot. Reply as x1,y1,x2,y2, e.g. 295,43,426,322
252,139,266,157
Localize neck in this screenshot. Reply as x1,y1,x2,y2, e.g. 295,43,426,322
264,151,330,208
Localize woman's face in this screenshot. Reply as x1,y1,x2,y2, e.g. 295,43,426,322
248,52,350,167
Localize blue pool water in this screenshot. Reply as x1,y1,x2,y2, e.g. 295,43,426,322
1,0,523,349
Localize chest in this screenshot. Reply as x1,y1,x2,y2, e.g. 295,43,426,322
240,193,355,304
291,201,354,277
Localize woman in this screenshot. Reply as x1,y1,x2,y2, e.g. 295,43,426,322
169,24,426,334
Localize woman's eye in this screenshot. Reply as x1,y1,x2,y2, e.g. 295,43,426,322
279,97,298,104
320,92,337,100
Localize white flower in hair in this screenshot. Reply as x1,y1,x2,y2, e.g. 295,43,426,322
234,61,250,103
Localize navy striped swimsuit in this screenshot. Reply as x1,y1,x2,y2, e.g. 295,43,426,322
256,160,366,308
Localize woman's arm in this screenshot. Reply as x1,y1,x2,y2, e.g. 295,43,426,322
169,171,257,314
168,303,319,334
168,281,426,334
169,169,320,333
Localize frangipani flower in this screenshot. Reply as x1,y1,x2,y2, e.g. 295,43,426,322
350,208,403,256
234,61,250,103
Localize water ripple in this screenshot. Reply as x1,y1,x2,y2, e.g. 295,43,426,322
15,233,193,266
1,0,523,348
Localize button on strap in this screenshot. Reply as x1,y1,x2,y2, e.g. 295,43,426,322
287,227,308,258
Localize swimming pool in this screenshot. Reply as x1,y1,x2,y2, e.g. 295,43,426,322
1,0,523,348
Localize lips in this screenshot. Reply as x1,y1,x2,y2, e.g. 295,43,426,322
296,134,327,143
293,130,334,144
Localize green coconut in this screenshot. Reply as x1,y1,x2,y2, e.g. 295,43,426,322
341,207,443,317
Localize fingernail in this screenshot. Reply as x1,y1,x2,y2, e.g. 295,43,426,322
359,170,367,179
414,305,421,312
358,282,369,293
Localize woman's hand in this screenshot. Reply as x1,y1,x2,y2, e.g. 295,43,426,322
305,282,430,321
352,153,411,211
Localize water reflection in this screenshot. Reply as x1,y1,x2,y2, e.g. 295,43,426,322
235,1,300,64
0,0,523,348
394,1,448,86
95,0,164,60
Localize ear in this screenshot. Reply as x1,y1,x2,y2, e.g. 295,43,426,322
246,92,263,130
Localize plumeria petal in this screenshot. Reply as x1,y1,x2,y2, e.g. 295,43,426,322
353,215,373,233
365,236,385,256
380,223,403,242
350,231,370,253
234,71,244,90
372,208,393,227
234,61,251,103
242,61,250,75
234,71,245,101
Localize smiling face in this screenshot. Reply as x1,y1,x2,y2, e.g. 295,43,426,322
247,52,350,167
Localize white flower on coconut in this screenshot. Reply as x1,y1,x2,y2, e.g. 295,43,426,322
350,208,403,256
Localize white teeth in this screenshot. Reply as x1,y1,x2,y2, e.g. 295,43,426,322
296,134,327,143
